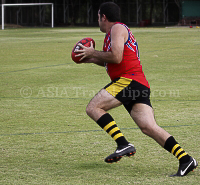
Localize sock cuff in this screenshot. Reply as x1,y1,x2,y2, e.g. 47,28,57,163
164,136,191,164
96,113,129,146
164,136,178,153
96,113,114,129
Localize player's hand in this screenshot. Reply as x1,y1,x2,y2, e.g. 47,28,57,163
75,41,95,61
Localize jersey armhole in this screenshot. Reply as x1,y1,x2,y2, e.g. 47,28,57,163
124,31,130,45
110,22,130,46
122,24,130,45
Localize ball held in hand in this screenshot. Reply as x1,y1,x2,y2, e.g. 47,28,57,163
71,37,95,63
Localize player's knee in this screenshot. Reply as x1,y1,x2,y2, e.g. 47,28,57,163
140,126,149,135
86,104,91,116
140,125,153,136
86,103,94,117
139,124,157,137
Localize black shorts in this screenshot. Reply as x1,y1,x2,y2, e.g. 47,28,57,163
104,77,152,113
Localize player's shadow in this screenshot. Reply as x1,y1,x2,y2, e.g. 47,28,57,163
78,161,112,170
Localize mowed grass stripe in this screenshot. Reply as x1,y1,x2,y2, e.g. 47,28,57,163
0,123,199,137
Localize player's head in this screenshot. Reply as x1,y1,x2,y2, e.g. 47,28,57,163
98,2,120,23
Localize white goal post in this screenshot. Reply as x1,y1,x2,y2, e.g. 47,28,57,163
1,3,54,30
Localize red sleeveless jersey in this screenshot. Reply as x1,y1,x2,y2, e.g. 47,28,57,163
103,22,150,88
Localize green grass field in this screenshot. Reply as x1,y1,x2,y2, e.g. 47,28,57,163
0,27,199,185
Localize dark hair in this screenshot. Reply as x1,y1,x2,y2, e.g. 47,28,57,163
99,2,120,22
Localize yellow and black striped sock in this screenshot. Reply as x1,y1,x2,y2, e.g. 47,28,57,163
164,136,190,164
96,113,129,146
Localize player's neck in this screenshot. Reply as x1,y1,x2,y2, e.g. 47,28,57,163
105,22,116,33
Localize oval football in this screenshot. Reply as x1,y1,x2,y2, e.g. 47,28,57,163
71,37,95,63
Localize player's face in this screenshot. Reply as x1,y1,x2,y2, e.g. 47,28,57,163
98,10,106,33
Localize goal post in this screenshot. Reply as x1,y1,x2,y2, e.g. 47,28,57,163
1,3,54,30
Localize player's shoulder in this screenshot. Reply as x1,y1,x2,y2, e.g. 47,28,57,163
112,22,127,29
111,22,128,34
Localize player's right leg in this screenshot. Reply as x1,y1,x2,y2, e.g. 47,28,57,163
130,103,198,177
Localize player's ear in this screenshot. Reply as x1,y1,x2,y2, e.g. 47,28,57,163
102,14,107,21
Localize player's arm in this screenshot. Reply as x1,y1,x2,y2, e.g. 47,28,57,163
84,58,105,67
75,24,128,64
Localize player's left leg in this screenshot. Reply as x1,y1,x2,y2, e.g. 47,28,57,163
130,103,198,177
86,89,136,163
86,88,121,122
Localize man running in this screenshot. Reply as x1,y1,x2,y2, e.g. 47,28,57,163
75,2,198,177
